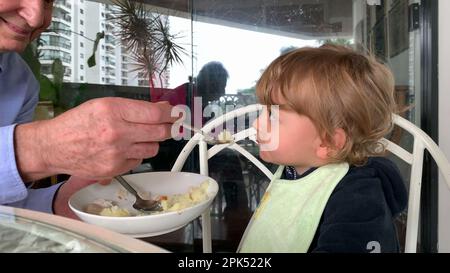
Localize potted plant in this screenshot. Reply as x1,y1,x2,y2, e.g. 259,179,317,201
111,0,186,95
21,38,64,120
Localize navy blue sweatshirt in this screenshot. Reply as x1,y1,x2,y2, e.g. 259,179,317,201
284,157,408,253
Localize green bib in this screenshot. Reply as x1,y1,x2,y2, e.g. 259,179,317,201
238,162,349,253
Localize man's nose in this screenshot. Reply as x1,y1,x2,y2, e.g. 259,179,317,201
19,0,45,29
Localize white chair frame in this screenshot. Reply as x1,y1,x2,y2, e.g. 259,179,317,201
381,115,450,252
171,104,450,253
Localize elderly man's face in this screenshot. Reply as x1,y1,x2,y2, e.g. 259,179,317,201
0,0,53,52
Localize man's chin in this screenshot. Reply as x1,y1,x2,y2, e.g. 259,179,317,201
1,41,28,53
0,33,30,52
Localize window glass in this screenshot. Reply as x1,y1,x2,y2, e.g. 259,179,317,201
26,0,421,252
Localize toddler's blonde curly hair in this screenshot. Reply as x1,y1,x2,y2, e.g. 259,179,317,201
256,44,397,166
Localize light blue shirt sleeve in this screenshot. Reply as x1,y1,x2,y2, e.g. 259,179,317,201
0,52,61,214
6,182,64,213
0,124,28,203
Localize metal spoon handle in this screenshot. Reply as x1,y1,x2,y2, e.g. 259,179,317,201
180,122,204,135
114,176,139,197
180,122,217,144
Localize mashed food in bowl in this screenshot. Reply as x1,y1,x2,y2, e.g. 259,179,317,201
84,181,210,217
159,180,209,212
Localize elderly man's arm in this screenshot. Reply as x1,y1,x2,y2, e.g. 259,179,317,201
14,98,177,182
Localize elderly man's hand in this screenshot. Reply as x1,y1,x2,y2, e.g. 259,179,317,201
14,98,178,181
52,176,101,219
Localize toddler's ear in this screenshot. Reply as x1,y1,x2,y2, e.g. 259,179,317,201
316,128,347,160
333,128,347,150
316,145,329,160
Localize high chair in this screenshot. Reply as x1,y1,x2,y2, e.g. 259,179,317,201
381,114,450,252
171,104,450,253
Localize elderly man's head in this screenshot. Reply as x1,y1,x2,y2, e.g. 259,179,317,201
0,0,53,52
196,61,229,104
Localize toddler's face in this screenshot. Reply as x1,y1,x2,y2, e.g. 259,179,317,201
253,106,323,173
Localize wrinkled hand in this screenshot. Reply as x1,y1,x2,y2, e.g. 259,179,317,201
53,176,110,219
15,98,178,181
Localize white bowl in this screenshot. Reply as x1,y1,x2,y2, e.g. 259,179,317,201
69,172,218,237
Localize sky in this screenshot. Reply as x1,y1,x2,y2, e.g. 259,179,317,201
168,17,319,94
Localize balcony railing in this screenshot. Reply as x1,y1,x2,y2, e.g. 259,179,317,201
105,60,116,67
42,42,71,50
40,49,71,64
105,33,115,45
54,1,71,13
106,69,116,77
41,55,72,64
41,35,71,50
59,0,72,9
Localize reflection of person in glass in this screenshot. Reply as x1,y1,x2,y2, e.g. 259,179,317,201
147,62,231,172
195,61,229,108
0,0,176,218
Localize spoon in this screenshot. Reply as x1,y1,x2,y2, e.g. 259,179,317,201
114,175,162,212
180,122,234,145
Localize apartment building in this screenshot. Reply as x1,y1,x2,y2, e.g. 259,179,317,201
39,0,168,88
